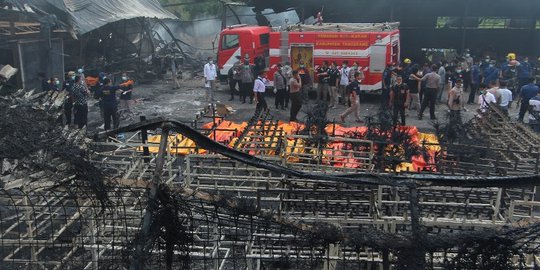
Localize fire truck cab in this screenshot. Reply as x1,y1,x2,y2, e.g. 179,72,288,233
217,23,400,92
218,25,271,78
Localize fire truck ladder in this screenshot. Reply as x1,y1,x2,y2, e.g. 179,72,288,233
279,32,289,63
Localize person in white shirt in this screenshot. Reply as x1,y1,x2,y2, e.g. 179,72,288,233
478,83,496,114
253,70,269,112
447,79,465,122
338,61,351,105
203,57,217,102
437,62,447,102
498,80,513,116
282,62,293,108
487,81,501,104
528,91,540,132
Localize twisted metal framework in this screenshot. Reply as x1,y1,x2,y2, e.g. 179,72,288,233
2,90,540,269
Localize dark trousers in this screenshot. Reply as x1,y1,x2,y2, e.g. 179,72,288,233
73,103,88,128
519,100,530,122
290,92,302,121
463,76,471,92
519,78,529,95
449,109,462,124
392,105,406,125
284,86,290,107
104,106,119,130
381,87,390,110
240,82,254,102
499,105,509,117
419,88,437,119
468,83,478,104
530,120,540,133
275,88,286,109
229,79,239,99
64,101,73,125
255,92,267,112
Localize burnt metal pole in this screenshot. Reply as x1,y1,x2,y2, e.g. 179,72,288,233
460,0,470,53
389,0,395,21
409,184,425,269
140,116,150,163
221,1,227,30
130,124,170,270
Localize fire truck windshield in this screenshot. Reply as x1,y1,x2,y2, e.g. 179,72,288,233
221,34,239,50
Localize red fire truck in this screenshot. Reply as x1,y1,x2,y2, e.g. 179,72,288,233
217,23,400,92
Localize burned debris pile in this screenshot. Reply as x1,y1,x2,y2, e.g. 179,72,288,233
2,91,540,269
0,90,107,203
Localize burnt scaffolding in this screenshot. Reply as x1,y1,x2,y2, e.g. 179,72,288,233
2,92,540,269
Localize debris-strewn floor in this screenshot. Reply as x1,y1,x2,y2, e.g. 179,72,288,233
3,83,540,269
87,77,507,133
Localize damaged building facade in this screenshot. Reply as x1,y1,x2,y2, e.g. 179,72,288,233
0,0,185,89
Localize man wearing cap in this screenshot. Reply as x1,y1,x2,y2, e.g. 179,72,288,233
253,69,269,112
402,58,413,83
502,60,519,97
203,56,217,102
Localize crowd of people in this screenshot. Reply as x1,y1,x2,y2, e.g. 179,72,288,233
381,52,540,128
40,51,540,133
41,69,135,131
226,56,372,123
222,51,540,130
373,53,539,127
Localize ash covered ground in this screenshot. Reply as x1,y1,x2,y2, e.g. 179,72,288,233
86,75,506,132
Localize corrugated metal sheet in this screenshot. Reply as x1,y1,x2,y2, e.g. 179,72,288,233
4,0,177,34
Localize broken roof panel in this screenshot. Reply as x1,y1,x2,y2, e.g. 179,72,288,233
4,0,178,34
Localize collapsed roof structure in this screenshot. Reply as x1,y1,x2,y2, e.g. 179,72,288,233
0,0,192,89
3,0,177,35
